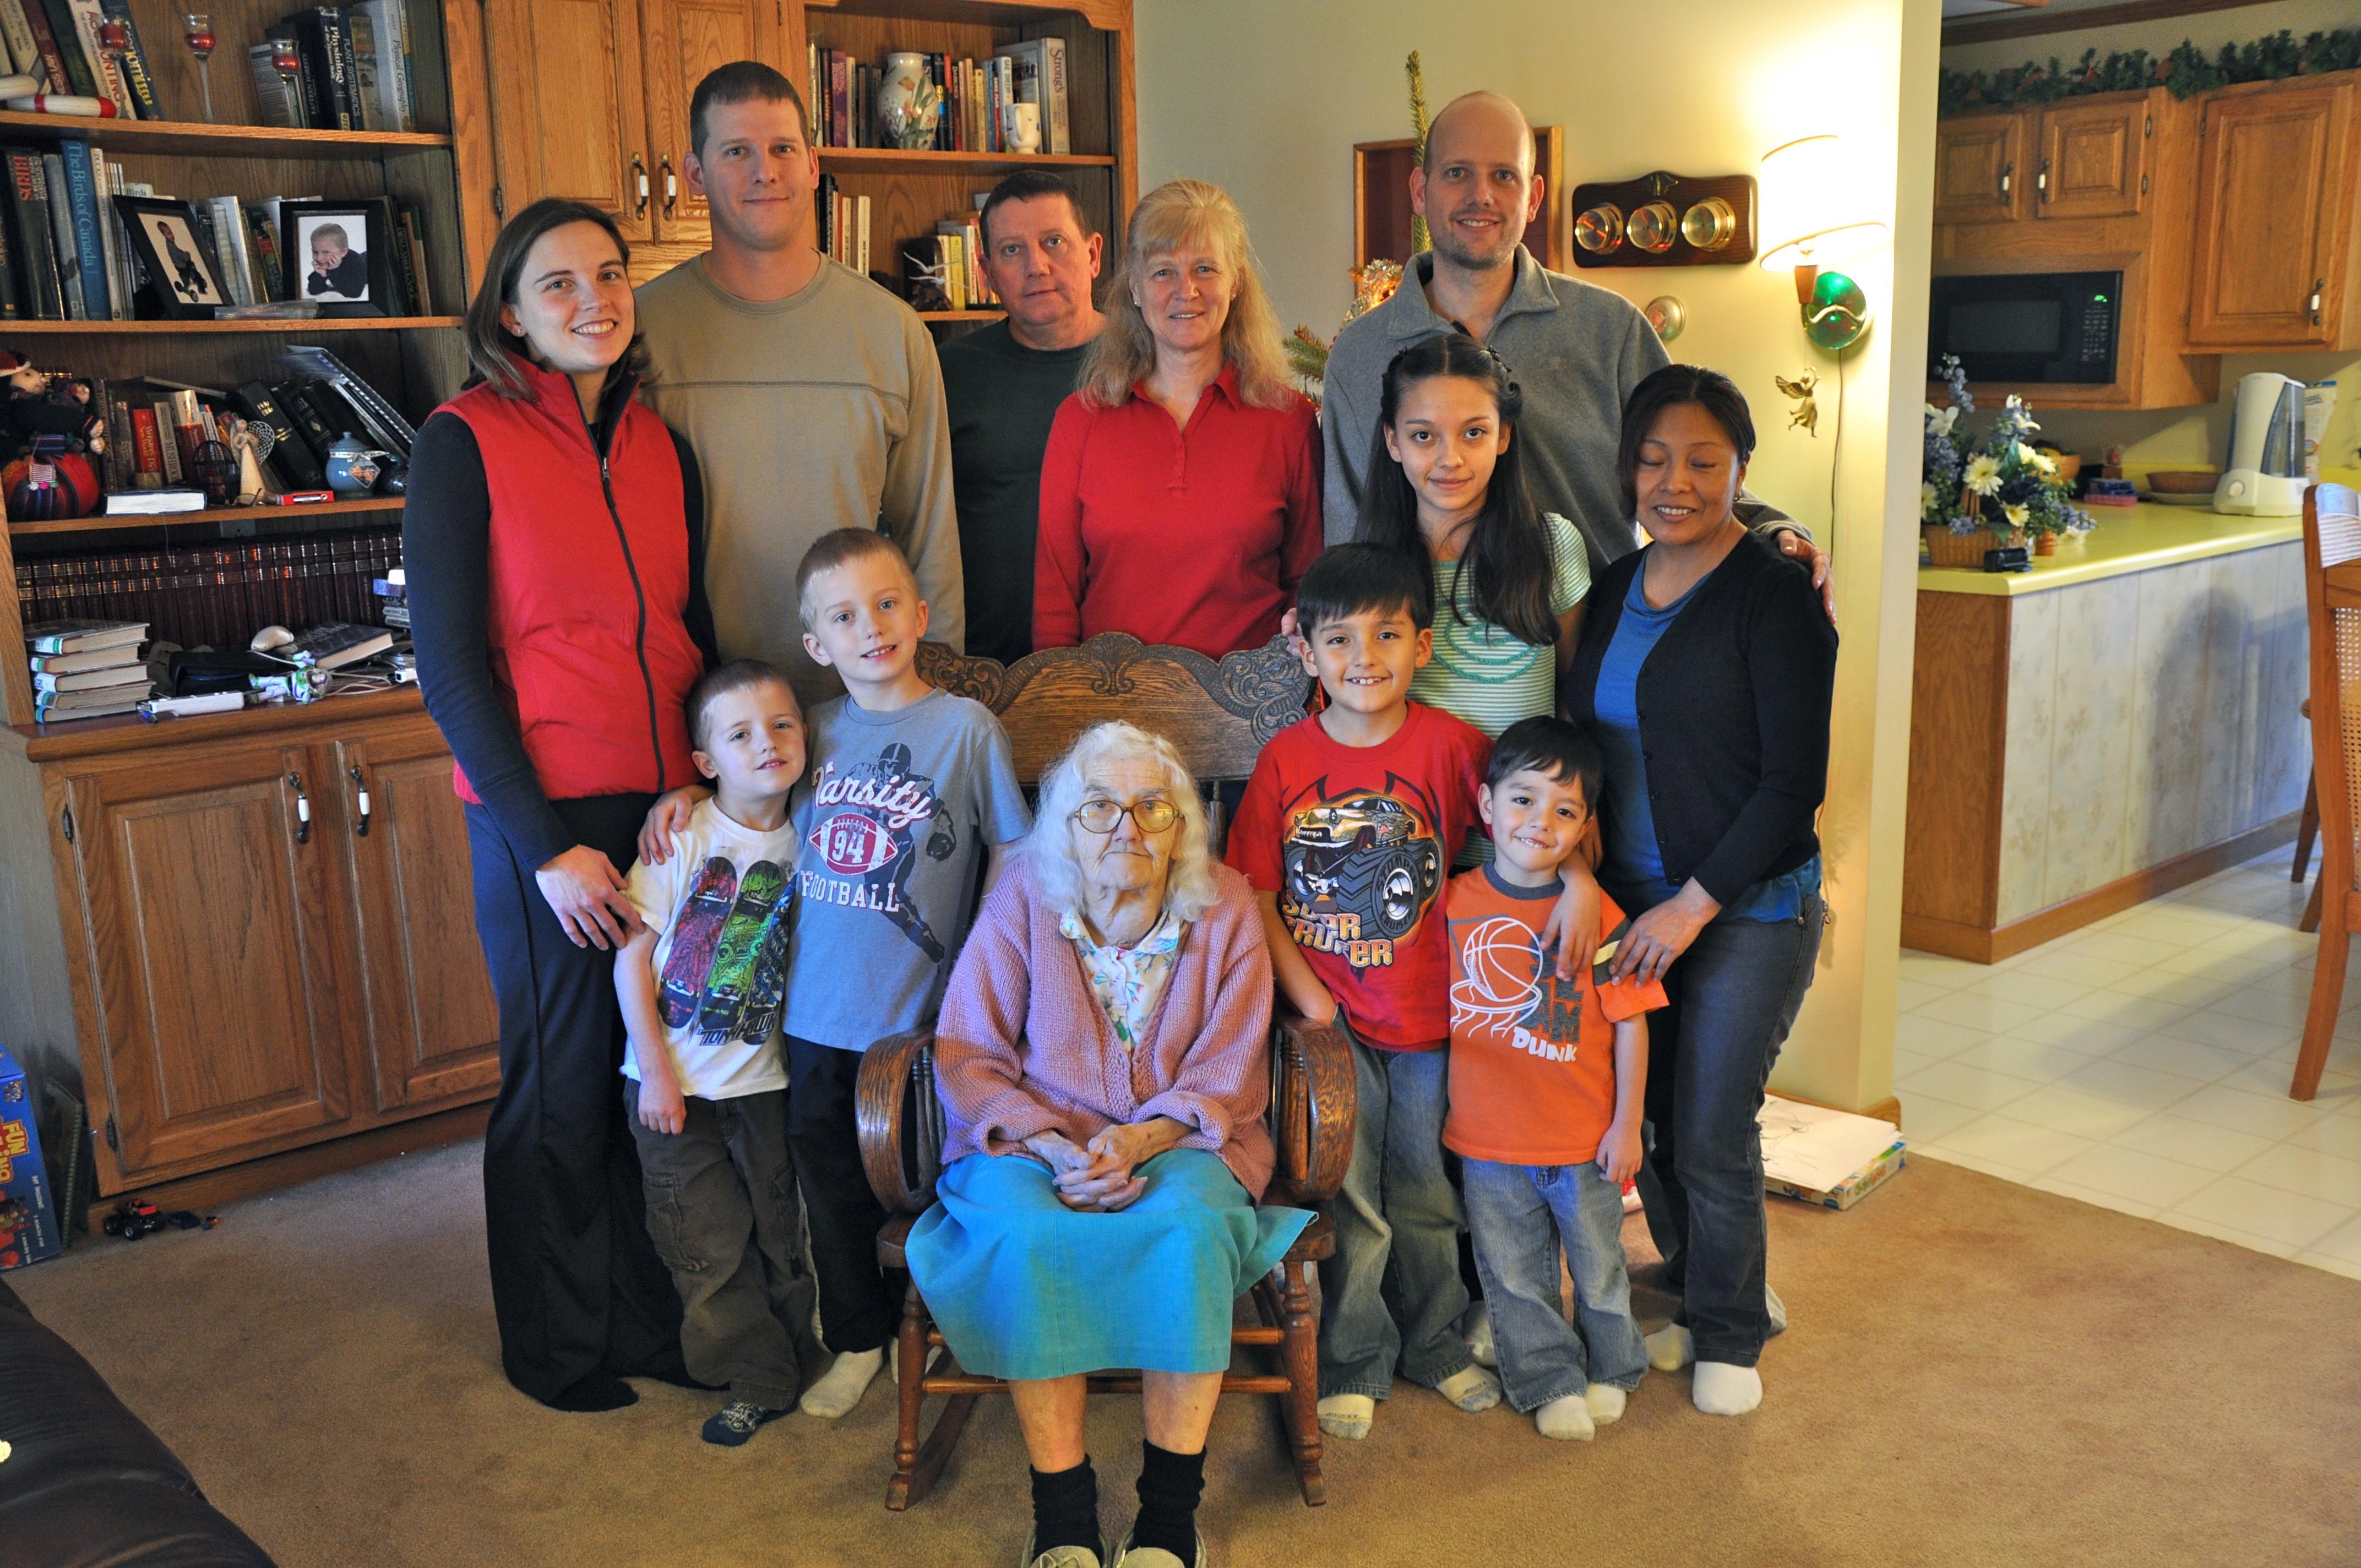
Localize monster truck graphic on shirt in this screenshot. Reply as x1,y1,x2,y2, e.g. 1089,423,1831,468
1278,783,1445,970
801,741,958,962
657,854,793,1046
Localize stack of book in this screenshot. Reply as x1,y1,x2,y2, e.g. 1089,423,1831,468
23,617,151,723
372,564,406,631
15,526,401,650
805,39,1068,154
0,0,164,121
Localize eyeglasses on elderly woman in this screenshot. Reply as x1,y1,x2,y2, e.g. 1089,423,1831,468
1071,794,1181,836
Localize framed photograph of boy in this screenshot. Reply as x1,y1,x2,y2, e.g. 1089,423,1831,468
277,200,394,313
111,195,227,320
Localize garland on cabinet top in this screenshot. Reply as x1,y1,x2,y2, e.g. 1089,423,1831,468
1939,29,2361,118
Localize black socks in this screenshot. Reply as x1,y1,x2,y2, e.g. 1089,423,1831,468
1131,1441,1206,1561
1030,1460,1100,1556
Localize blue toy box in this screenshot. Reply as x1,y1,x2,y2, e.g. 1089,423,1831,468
0,1046,62,1269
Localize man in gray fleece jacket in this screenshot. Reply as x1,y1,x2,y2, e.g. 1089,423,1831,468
1323,91,1829,607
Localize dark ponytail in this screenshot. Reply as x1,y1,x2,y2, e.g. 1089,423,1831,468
1354,333,1558,647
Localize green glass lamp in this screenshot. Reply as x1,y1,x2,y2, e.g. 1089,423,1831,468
1758,134,1887,353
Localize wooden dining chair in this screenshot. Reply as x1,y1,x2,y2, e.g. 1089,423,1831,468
2295,699,2324,933
853,632,1356,1509
2294,481,2361,1099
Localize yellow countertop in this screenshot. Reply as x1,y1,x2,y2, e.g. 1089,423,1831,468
1917,503,2302,596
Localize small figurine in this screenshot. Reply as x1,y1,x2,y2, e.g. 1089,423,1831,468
2,349,105,453
1776,371,1820,438
224,413,272,504
1,350,105,520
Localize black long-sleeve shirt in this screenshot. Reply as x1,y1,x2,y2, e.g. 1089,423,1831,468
1560,530,1836,906
404,386,716,870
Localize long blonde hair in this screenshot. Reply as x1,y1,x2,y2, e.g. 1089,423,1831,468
1079,179,1294,412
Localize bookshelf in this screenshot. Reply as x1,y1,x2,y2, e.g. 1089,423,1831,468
784,0,1136,335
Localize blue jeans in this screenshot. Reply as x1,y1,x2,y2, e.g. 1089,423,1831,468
1462,1158,1646,1413
1622,890,1825,1368
1319,1034,1472,1400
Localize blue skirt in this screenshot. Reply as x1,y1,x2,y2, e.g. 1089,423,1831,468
906,1149,1314,1381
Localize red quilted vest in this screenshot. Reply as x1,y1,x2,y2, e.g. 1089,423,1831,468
438,362,703,805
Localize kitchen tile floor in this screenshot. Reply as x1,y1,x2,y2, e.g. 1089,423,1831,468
1897,851,2361,1280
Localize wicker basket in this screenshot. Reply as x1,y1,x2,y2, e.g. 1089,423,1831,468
1924,525,2006,568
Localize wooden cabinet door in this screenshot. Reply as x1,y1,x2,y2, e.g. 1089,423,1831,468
2188,80,2357,349
1934,113,2027,225
639,0,761,245
2036,95,2152,220
332,729,502,1114
484,0,655,242
63,746,351,1183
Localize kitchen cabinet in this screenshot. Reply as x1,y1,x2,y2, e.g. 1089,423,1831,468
1,693,503,1197
1934,112,2027,225
485,0,773,264
2036,95,2153,221
2186,74,2360,351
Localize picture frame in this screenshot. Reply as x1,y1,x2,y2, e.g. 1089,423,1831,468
111,195,229,320
276,199,396,315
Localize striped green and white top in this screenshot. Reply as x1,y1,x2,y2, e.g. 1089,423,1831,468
1412,511,1591,863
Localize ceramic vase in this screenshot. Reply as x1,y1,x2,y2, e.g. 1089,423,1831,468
877,52,938,150
1007,101,1042,155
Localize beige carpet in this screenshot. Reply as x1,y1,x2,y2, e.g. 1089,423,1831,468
14,1142,2361,1568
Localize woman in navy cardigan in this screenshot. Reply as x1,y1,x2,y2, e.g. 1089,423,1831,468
1559,365,1836,1419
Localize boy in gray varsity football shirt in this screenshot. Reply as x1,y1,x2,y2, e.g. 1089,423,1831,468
781,529,1030,1421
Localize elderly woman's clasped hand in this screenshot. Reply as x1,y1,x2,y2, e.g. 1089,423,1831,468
1024,1120,1187,1211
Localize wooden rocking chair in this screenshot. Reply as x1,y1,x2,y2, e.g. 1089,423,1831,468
2295,482,2361,1099
853,633,1357,1508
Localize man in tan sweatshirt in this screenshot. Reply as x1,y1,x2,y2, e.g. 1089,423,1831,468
637,60,964,709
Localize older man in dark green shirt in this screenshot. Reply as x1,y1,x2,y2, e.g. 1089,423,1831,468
938,171,1107,666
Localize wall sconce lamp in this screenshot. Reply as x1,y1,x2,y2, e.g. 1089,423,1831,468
1758,134,1887,352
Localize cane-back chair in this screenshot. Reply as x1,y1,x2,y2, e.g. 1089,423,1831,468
854,633,1356,1508
2295,482,2361,1099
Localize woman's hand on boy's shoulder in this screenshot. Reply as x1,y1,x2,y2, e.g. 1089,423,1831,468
1772,529,1836,627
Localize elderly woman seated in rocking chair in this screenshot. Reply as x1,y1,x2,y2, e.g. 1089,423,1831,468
906,720,1313,1568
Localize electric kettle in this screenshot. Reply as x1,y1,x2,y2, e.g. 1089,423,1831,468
2213,372,2307,516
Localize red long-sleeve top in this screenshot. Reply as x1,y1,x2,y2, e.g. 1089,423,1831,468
1032,366,1323,658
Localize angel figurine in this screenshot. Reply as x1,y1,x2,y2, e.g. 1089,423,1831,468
1776,371,1820,437
224,413,273,505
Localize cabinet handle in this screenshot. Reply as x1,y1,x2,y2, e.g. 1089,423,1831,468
2312,278,2326,325
631,152,649,219
348,765,372,837
660,154,678,216
1999,160,2012,199
287,772,312,845
2037,157,2050,202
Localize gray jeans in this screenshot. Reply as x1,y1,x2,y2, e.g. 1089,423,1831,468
625,1084,819,1409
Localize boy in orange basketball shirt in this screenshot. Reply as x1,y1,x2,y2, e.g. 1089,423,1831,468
1445,716,1667,1442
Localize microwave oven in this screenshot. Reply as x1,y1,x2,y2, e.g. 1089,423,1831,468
1927,271,2122,385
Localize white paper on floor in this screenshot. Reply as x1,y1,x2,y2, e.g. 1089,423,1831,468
1759,1096,1902,1192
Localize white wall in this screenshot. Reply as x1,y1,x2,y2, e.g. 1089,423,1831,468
1135,0,1940,1113
1943,0,2361,480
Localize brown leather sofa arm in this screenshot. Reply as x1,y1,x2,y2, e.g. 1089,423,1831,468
1269,1011,1357,1207
857,1028,942,1216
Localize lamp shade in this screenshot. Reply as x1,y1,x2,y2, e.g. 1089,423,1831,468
1758,134,1886,271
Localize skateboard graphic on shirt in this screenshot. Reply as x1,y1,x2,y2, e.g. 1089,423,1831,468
696,859,791,1042
659,857,740,1027
1277,781,1445,970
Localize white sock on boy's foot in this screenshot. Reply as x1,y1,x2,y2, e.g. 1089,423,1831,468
1645,1324,1694,1372
1317,1394,1374,1440
1535,1395,1595,1441
1464,1302,1497,1368
1435,1365,1502,1413
798,1347,884,1418
1691,1361,1762,1417
1584,1384,1626,1425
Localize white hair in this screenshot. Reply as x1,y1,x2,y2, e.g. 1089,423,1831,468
1024,720,1218,925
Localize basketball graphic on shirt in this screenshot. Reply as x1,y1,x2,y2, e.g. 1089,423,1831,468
1451,914,1544,1034
660,857,739,1027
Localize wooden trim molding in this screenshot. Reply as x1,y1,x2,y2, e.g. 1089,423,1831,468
1902,812,2302,962
1902,593,2011,931
1944,0,2271,48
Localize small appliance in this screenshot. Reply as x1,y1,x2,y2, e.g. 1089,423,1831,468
2213,372,2308,517
1928,270,2121,385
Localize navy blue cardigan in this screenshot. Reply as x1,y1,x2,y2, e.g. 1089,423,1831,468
1559,530,1836,907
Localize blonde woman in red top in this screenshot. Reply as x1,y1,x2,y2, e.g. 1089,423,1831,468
1032,179,1322,660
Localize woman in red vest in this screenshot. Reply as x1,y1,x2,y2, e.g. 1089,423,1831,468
406,198,715,1412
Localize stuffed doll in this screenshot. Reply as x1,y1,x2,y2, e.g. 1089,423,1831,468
2,350,107,519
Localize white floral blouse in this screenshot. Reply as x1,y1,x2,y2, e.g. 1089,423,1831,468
1058,907,1185,1050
